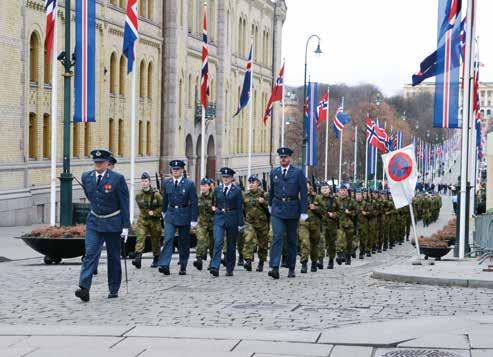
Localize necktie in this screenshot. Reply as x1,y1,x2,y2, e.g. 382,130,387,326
174,180,178,189
282,169,287,178
96,174,102,186
223,187,229,196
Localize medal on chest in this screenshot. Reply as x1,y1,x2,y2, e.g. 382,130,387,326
104,183,112,193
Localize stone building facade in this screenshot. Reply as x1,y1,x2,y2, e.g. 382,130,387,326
0,0,286,226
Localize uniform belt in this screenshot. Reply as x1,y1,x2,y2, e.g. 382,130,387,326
169,204,190,209
274,196,298,202
90,210,121,219
219,208,236,212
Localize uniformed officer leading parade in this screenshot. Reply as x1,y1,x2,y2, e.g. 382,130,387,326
158,160,198,276
75,149,130,302
268,147,308,279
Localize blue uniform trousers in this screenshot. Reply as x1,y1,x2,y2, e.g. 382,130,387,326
211,225,238,273
79,229,122,294
158,222,191,269
269,216,299,269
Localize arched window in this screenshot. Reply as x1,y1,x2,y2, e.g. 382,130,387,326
138,120,144,155
44,48,51,85
146,121,151,155
265,32,270,67
254,25,259,63
43,114,50,158
84,123,90,157
188,0,194,33
29,32,40,84
140,0,147,19
118,119,124,156
119,56,126,96
147,0,153,20
139,60,146,98
110,53,117,94
73,123,80,158
109,118,115,153
28,113,37,159
147,62,153,98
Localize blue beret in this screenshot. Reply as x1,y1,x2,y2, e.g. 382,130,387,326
277,147,293,157
90,149,112,162
141,172,151,180
169,160,186,168
220,167,235,177
200,178,212,185
248,175,260,183
319,181,330,187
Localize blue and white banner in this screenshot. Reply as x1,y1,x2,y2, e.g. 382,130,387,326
305,82,318,166
75,0,96,123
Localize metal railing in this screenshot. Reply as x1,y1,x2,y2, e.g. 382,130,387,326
472,213,493,264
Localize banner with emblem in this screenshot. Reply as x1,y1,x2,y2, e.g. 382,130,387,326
381,144,418,209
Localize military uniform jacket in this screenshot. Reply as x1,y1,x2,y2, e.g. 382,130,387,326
268,165,308,220
243,189,269,225
307,192,324,223
336,196,357,229
321,194,338,225
358,200,372,223
162,177,198,226
82,169,130,233
198,191,214,227
213,184,244,228
136,188,163,221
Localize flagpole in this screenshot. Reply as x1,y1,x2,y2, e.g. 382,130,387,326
200,2,207,179
353,125,357,183
364,128,368,188
373,128,378,190
324,87,330,181
338,96,344,184
49,3,58,226
280,59,285,147
247,35,254,179
468,40,479,221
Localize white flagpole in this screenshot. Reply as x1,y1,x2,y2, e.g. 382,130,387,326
353,125,357,183
382,122,386,188
324,87,330,181
280,59,285,147
338,97,344,184
373,140,378,190
49,3,58,226
459,0,476,259
468,40,478,220
247,37,254,179
364,129,368,188
200,2,207,180
130,68,136,224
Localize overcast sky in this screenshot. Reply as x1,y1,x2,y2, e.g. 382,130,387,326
281,0,492,96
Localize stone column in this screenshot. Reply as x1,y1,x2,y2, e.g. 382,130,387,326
487,132,493,210
160,0,180,170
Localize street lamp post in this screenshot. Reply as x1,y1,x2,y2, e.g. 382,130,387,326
302,35,322,171
59,0,75,226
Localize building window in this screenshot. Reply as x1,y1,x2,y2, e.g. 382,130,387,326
43,114,50,158
44,49,52,85
118,119,124,156
84,123,91,157
147,0,153,20
139,60,146,98
188,0,194,33
110,53,117,94
28,113,38,160
73,123,80,158
138,120,144,155
140,0,147,19
29,32,40,84
147,62,153,99
109,118,115,153
146,121,151,155
119,56,126,96
119,0,126,8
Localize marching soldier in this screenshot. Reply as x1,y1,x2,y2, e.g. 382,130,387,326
319,181,337,269
132,172,163,269
298,181,322,273
210,167,244,277
268,147,308,279
356,189,370,259
193,178,215,271
75,149,130,302
242,176,270,272
158,160,198,276
335,185,357,265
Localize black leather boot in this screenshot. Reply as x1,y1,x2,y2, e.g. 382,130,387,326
268,267,280,279
288,268,296,278
150,255,159,268
256,260,264,272
345,253,351,265
359,252,365,260
311,261,317,272
193,257,203,271
317,258,324,270
244,259,252,271
366,251,371,257
300,261,308,273
237,255,244,266
75,287,90,302
327,258,334,269
132,253,142,269
281,255,288,268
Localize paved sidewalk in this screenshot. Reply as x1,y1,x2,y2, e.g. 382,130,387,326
1,316,492,356
0,225,43,261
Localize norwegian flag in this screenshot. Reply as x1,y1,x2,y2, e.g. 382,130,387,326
332,102,350,139
439,0,462,37
123,0,139,73
234,45,253,117
317,92,329,128
473,43,482,159
365,117,388,153
200,8,209,108
44,0,57,64
262,63,284,124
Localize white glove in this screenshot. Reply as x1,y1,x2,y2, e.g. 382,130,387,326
121,228,129,243
268,206,272,214
300,214,308,222
191,221,198,228
238,225,246,232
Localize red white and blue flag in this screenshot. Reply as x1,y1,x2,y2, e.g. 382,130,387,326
263,63,284,124
305,82,318,166
333,102,350,139
74,0,96,123
123,0,139,73
44,0,57,64
317,92,329,128
200,8,209,108
366,117,388,154
433,0,463,128
234,45,253,117
473,43,482,160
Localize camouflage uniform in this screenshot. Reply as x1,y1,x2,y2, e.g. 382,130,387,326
298,191,322,270
357,197,372,257
367,196,378,254
134,188,163,258
196,190,214,260
335,194,357,264
320,192,338,265
242,189,270,266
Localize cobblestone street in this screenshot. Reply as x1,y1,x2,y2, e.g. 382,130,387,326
1,197,493,332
